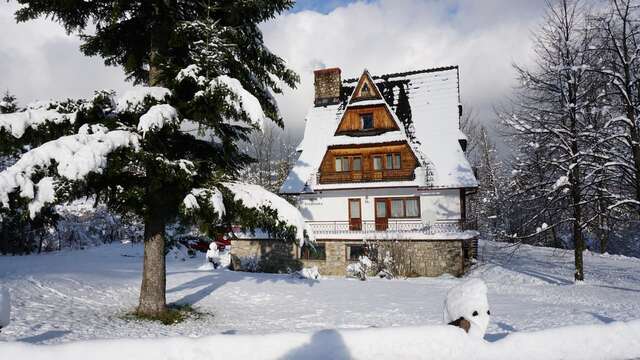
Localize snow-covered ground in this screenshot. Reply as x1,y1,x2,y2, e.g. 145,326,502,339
0,240,639,352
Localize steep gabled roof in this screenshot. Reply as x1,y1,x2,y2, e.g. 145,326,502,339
280,66,477,194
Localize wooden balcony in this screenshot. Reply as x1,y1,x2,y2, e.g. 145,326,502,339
318,169,415,184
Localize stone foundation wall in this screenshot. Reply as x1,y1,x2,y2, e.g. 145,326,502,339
230,238,472,277
229,239,299,272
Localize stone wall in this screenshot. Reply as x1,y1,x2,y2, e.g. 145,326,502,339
231,238,471,277
314,68,341,106
230,239,300,273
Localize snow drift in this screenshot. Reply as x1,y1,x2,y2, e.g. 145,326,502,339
1,320,639,360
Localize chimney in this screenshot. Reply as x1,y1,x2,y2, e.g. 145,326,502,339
314,67,341,107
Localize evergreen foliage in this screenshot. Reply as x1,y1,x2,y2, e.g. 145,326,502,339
3,0,300,317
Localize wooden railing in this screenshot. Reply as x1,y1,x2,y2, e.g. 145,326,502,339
318,169,415,184
307,220,464,234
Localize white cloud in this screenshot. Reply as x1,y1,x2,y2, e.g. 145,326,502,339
262,0,546,134
1,0,546,140
0,3,128,104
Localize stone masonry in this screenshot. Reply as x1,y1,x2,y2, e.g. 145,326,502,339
230,238,471,277
314,68,342,106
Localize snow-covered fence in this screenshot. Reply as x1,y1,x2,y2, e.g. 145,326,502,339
1,320,638,360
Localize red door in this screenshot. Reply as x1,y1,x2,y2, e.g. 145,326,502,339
375,198,388,231
349,199,362,231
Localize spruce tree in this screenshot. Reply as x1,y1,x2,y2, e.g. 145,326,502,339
0,91,18,114
2,0,301,318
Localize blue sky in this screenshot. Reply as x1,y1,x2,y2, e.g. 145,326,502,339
291,0,368,13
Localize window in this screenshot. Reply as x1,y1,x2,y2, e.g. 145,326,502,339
373,156,383,170
301,243,326,260
384,153,401,170
385,154,393,170
348,244,366,261
348,244,377,261
349,199,361,219
353,157,362,171
393,153,401,169
376,200,387,218
361,113,373,130
361,83,371,97
384,197,421,218
406,198,420,217
335,157,349,172
391,199,404,218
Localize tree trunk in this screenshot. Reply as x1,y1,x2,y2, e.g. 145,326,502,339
571,149,585,281
137,3,170,316
137,213,167,317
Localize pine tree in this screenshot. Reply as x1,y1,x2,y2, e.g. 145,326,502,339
3,0,301,318
0,91,17,114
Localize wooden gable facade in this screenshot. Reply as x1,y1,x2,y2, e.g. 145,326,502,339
335,71,398,136
319,141,419,184
318,70,421,185
334,104,399,135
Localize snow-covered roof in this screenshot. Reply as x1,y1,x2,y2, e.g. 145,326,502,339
280,66,477,194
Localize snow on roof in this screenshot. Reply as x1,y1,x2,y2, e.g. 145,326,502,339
280,105,343,194
280,66,477,194
387,68,477,189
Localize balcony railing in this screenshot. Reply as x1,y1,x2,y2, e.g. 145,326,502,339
307,220,465,235
318,169,415,184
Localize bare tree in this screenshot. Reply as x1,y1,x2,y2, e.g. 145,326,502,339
501,0,607,281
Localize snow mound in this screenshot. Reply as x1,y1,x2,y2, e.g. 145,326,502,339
0,286,9,329
443,278,490,339
1,320,639,360
116,87,171,113
295,266,320,280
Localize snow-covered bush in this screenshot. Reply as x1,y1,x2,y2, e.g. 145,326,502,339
294,266,320,280
0,286,9,330
365,241,418,278
346,255,373,281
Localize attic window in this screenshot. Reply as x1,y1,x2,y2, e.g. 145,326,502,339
360,113,373,130
361,83,371,97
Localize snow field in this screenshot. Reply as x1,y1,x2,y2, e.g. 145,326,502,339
0,240,639,359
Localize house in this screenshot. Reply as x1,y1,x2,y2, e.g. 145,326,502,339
231,66,479,277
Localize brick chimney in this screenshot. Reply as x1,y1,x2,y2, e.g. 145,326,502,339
314,67,341,106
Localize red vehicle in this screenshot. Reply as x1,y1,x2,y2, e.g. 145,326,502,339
177,235,211,253
214,233,231,251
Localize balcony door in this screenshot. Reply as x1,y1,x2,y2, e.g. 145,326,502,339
375,198,389,230
349,199,362,231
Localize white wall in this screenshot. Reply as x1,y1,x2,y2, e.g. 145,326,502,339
298,187,461,223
